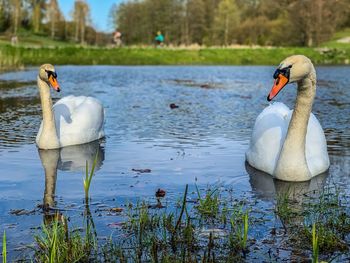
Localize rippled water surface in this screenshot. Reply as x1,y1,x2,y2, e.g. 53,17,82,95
0,66,349,259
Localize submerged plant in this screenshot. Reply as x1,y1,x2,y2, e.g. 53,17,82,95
2,230,6,263
83,152,99,203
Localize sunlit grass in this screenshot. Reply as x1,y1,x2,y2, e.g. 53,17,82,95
242,211,249,249
312,223,319,263
0,44,349,70
2,230,6,263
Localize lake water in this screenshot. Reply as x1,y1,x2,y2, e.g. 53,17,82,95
0,66,349,260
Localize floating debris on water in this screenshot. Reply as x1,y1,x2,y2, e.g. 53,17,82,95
131,168,152,173
169,103,179,109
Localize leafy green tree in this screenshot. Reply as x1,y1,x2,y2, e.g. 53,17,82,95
73,0,90,44
186,0,206,44
31,0,46,33
0,0,11,32
212,0,240,45
47,0,64,39
10,0,21,34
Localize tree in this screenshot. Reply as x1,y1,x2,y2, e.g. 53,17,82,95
46,0,63,39
0,0,11,32
110,0,349,46
186,0,206,44
288,0,350,46
212,0,240,45
202,0,220,44
73,0,90,44
31,0,45,33
10,0,21,34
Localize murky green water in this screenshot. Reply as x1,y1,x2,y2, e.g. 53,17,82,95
0,66,349,260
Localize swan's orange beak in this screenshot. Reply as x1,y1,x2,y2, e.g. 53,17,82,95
267,74,288,101
49,75,60,92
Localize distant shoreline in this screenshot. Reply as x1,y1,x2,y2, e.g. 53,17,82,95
0,45,349,70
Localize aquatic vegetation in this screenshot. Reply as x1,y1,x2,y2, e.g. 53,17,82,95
34,214,95,263
312,223,319,263
195,184,220,217
2,231,6,263
242,211,249,249
15,183,350,261
274,185,350,262
83,152,99,203
275,190,300,226
302,186,350,253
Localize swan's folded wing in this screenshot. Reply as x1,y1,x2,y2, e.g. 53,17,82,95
305,113,330,176
53,96,105,146
246,103,290,175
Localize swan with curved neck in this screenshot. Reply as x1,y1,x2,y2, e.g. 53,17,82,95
246,55,329,182
36,64,105,149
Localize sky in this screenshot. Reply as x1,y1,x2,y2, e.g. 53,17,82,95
58,0,123,32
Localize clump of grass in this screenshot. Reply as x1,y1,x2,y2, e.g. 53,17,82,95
83,152,99,203
195,184,220,217
34,214,93,263
228,207,250,257
2,230,6,263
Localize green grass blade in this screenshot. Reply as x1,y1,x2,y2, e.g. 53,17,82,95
312,223,319,263
243,211,249,248
84,151,99,202
2,230,6,263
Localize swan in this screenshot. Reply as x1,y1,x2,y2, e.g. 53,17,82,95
36,64,105,149
246,55,329,182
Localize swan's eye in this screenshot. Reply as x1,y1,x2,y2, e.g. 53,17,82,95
45,70,57,79
273,65,291,79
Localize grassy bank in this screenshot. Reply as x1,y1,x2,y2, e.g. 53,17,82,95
0,44,349,70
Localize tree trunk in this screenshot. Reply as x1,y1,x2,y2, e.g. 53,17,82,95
13,0,20,34
51,15,55,39
224,15,229,46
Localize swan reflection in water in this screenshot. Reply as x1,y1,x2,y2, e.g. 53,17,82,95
245,161,328,203
38,140,105,221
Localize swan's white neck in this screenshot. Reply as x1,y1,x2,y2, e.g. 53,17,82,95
37,76,60,149
274,71,316,181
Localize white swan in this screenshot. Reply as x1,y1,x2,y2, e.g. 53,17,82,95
246,55,329,182
36,64,105,149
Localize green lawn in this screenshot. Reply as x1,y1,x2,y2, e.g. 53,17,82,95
0,30,349,69
321,28,350,48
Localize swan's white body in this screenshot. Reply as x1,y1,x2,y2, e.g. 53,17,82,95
246,55,330,182
36,95,105,148
246,102,329,178
35,64,105,149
